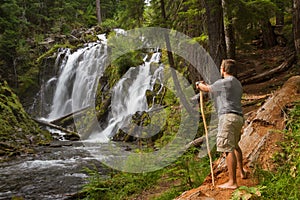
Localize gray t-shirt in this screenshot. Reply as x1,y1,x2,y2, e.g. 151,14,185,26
209,76,243,117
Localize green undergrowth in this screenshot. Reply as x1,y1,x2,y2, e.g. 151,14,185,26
232,101,300,200
81,167,162,200
81,147,212,200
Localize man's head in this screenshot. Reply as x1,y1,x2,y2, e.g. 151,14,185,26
220,59,237,77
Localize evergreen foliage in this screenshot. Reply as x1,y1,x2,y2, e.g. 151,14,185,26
0,0,119,91
0,0,295,93
115,0,145,29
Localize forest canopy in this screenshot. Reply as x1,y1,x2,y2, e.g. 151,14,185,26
0,0,298,96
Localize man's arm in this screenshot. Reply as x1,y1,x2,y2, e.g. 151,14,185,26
196,82,210,92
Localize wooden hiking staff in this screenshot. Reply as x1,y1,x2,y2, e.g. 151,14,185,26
199,90,215,187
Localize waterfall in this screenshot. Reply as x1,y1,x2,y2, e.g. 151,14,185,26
88,52,164,141
28,48,71,117
34,34,164,143
47,43,107,121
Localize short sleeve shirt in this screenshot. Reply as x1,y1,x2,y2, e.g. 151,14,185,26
209,76,243,117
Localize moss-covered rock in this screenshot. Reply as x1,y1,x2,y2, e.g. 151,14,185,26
0,81,52,159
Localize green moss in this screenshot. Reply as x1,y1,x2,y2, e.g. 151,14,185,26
0,81,51,158
36,44,75,64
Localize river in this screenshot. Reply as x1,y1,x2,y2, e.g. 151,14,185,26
0,141,111,200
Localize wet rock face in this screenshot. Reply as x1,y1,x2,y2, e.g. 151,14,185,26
0,81,51,158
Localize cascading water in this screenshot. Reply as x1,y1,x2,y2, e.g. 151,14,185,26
88,52,165,141
28,48,71,117
48,43,108,121
32,29,164,143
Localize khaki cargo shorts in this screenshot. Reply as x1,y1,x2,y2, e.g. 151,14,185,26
217,113,244,152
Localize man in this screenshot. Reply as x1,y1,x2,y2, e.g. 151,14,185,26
196,59,247,189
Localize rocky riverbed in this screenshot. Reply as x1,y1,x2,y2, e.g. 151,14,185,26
0,141,110,200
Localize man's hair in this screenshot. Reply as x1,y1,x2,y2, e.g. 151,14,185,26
221,59,237,76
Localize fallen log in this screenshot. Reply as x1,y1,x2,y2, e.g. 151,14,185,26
241,53,296,84
242,94,270,107
238,68,257,80
34,118,80,140
50,105,91,125
186,136,205,149
240,75,300,168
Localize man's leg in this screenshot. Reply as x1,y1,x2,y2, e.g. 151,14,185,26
235,145,247,179
218,151,238,189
